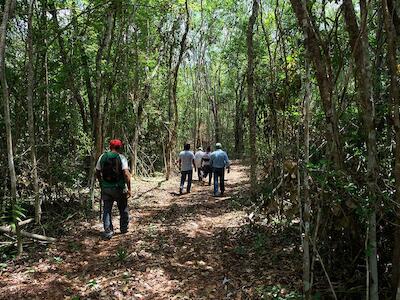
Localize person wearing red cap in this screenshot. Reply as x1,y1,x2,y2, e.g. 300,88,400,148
96,139,131,239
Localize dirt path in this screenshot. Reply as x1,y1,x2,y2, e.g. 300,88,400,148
0,162,302,299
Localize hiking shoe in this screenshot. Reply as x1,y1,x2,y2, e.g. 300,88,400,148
121,228,128,234
179,189,183,195
102,230,114,240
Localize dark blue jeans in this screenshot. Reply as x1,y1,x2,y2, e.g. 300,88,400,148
203,165,212,185
180,170,193,193
213,168,225,195
101,188,129,232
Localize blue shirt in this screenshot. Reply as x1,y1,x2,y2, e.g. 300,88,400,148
210,149,230,169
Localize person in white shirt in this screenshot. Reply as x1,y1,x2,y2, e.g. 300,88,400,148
178,143,196,194
194,146,205,181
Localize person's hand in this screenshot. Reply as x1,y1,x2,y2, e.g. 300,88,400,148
127,190,132,198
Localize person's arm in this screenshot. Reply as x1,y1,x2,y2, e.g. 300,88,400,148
96,169,102,183
120,155,131,197
95,155,103,184
192,159,196,171
178,157,182,170
124,169,132,197
225,153,231,173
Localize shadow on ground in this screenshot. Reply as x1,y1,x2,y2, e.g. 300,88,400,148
0,163,302,299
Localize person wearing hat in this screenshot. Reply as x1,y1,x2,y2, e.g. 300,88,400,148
194,146,205,181
96,139,131,239
210,142,230,196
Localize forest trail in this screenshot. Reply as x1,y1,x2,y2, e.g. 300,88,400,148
0,162,301,299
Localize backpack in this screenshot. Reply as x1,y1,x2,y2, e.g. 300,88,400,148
101,152,123,183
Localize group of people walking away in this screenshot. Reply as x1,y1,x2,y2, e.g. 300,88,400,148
95,139,230,239
178,142,230,196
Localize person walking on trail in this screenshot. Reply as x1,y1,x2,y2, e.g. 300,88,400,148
210,142,230,196
201,146,212,186
194,146,205,181
178,143,196,194
96,139,131,239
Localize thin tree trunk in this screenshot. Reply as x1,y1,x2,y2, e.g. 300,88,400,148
43,0,51,184
303,57,312,299
131,22,141,177
382,0,400,297
132,90,145,177
247,0,259,195
342,1,379,299
49,2,88,132
289,0,342,169
165,29,175,180
166,0,190,180
235,73,245,158
80,44,95,126
89,4,116,209
0,0,22,256
26,0,41,224
211,93,220,143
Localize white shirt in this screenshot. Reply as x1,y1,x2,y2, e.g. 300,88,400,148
194,150,205,168
179,150,195,172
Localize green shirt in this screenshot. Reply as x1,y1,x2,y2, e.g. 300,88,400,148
96,151,129,189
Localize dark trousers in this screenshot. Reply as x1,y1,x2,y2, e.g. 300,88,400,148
197,167,203,181
213,168,225,195
102,188,129,232
180,170,193,192
203,165,212,185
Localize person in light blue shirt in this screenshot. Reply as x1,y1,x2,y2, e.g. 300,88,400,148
210,143,230,196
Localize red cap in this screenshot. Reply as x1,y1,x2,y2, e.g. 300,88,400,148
109,139,123,149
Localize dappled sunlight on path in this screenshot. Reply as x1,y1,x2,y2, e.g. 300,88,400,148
0,162,302,299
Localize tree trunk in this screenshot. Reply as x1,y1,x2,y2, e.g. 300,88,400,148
79,44,95,126
131,88,145,177
26,0,41,224
303,57,312,299
382,0,400,297
289,0,342,169
49,2,88,133
166,0,190,180
0,0,22,256
342,1,379,298
211,94,220,143
247,0,259,195
42,0,51,185
235,74,245,158
89,4,116,208
131,24,141,177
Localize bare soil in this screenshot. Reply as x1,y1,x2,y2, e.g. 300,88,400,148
0,162,302,299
